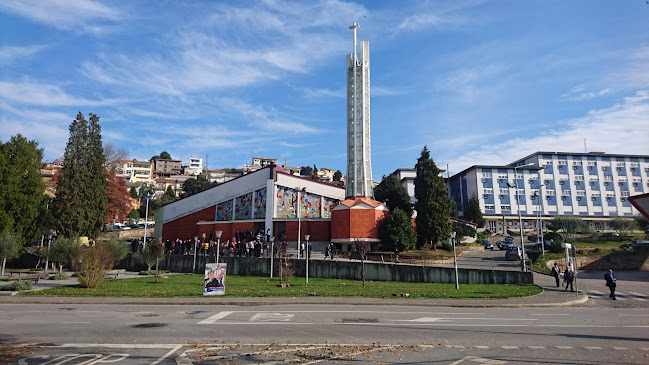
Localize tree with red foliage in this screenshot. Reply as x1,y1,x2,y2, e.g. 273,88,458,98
104,167,131,224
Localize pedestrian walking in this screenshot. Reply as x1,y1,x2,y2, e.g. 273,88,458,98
604,268,617,300
300,242,304,258
325,244,330,260
564,266,574,292
350,243,357,260
551,263,561,288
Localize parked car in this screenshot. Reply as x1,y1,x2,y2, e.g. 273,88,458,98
602,232,620,237
620,240,649,249
505,246,522,261
497,241,512,250
481,240,494,250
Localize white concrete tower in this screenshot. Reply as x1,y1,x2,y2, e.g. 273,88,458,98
346,22,373,198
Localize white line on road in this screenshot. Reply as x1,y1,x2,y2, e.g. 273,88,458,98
555,346,573,349
474,346,489,349
584,346,602,350
501,346,518,349
612,347,629,350
528,346,546,349
51,344,180,349
63,321,91,324
533,314,569,316
197,311,233,324
151,345,182,365
618,314,649,316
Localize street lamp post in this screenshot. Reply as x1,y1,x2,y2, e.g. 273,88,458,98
451,231,459,289
297,187,306,258
143,191,152,251
192,236,198,273
202,233,206,257
270,236,274,278
513,163,535,272
305,234,310,284
215,230,223,264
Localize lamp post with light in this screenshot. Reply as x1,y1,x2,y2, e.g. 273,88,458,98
270,235,274,278
215,230,223,264
305,234,310,284
451,231,459,289
512,162,535,272
142,191,152,250
297,187,306,258
192,236,198,273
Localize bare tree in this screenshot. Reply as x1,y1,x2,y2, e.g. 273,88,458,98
354,239,370,288
149,240,164,283
103,142,129,168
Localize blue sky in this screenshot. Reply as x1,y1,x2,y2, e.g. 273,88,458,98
1,0,647,179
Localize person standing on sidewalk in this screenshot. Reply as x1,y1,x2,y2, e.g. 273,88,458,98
605,268,617,300
564,266,575,292
551,263,561,288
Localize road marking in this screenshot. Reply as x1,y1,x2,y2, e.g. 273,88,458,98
197,311,233,324
63,321,91,324
555,346,572,349
446,345,465,349
449,355,507,364
528,346,546,349
51,344,180,349
612,347,629,350
584,346,602,350
618,314,649,316
533,314,569,316
250,312,294,322
501,346,518,349
629,291,647,297
639,348,649,351
474,346,489,349
397,318,536,322
151,345,182,365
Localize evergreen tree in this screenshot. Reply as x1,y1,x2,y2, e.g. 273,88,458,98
374,175,413,218
414,146,451,249
378,208,417,252
130,187,138,199
300,165,313,177
150,151,171,161
333,170,343,182
53,112,107,238
0,134,45,240
181,175,213,197
464,194,486,228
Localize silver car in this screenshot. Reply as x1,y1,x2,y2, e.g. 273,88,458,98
505,246,522,261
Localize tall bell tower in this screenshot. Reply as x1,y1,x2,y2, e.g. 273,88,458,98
346,22,373,198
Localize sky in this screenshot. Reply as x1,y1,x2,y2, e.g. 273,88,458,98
1,0,648,179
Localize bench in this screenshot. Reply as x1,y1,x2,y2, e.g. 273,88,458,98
8,271,48,284
104,269,126,279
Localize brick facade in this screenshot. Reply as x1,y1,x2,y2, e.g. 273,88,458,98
161,206,215,241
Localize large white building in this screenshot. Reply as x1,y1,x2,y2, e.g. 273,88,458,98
346,23,373,198
447,152,649,233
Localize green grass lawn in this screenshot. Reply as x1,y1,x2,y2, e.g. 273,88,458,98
22,274,541,299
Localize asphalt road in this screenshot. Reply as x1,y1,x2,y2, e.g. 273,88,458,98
2,304,649,364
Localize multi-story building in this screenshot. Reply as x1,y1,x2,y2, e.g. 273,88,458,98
207,170,242,185
184,157,203,176
391,168,417,205
244,157,278,174
154,159,182,177
117,159,153,184
447,152,649,233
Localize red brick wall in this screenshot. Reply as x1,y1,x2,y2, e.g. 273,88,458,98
161,206,215,241
331,208,384,240
283,220,331,242
331,210,351,239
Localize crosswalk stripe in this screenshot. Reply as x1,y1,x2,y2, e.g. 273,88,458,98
555,346,573,349
528,346,546,349
612,347,628,350
474,346,489,349
501,346,518,349
584,346,602,350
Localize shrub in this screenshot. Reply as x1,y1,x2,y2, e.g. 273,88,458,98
40,237,81,273
526,249,542,264
50,272,68,280
442,241,453,251
0,281,32,291
104,237,129,263
593,248,602,254
550,241,563,254
77,244,115,288
544,232,563,245
476,230,491,240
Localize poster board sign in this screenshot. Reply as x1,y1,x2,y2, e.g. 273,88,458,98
203,263,226,296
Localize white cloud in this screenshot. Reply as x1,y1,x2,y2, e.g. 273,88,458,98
559,85,612,102
301,87,345,99
0,0,122,33
218,97,320,134
0,44,49,65
0,80,122,106
435,64,508,101
444,90,649,173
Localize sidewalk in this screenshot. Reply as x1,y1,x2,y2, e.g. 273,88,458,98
0,270,588,307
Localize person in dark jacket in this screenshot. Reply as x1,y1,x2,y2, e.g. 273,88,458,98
551,263,561,287
564,266,575,292
604,268,616,300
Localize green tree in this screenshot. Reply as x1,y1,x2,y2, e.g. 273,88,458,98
150,151,171,161
130,187,138,199
452,220,477,244
608,217,637,236
414,146,451,249
378,208,416,252
53,113,107,238
0,229,22,275
41,237,81,273
448,198,459,219
300,165,313,178
0,134,45,240
633,215,649,232
128,209,140,220
333,170,343,182
546,215,590,244
181,175,213,197
374,175,413,218
464,194,486,228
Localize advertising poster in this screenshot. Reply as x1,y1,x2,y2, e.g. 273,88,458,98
204,263,227,296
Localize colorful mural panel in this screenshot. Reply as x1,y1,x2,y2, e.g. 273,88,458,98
254,188,267,219
235,193,253,220
301,193,321,218
275,186,296,218
216,200,232,221
323,197,336,218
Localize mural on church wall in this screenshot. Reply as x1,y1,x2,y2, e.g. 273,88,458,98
323,197,336,218
216,200,232,221
253,188,267,219
235,192,253,220
275,186,296,218
301,193,321,218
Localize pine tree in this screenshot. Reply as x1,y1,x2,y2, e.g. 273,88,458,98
53,112,107,238
414,146,451,249
0,134,45,240
374,175,413,218
378,208,416,252
464,194,486,228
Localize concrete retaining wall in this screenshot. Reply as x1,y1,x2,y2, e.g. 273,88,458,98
118,254,533,285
